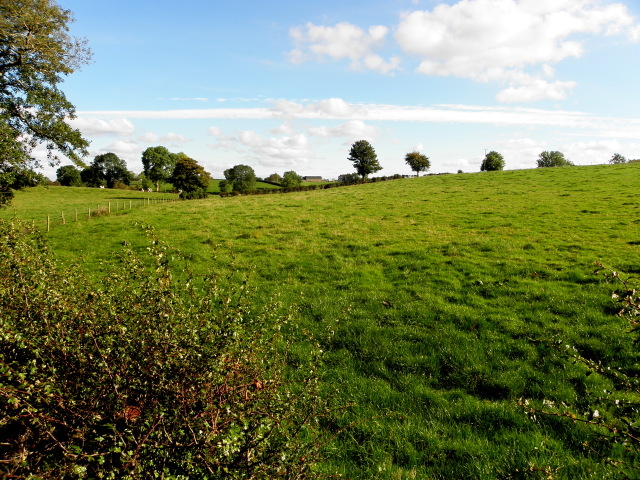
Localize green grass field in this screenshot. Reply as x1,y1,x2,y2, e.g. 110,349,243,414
3,163,640,478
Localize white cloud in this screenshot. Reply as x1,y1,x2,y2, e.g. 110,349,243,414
70,117,136,136
288,21,400,74
308,120,380,141
137,132,159,143
270,122,297,135
160,132,192,144
81,98,640,139
395,0,640,102
209,127,316,169
562,139,625,165
495,79,577,103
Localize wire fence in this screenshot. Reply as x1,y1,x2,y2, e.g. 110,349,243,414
19,196,180,232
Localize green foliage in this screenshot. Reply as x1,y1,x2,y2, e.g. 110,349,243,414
404,151,430,176
170,156,211,199
265,173,282,183
281,170,303,188
0,0,91,205
348,140,382,179
537,151,574,168
56,164,82,186
521,264,640,479
0,220,328,479
610,153,627,165
223,165,257,193
480,151,505,171
338,173,361,185
0,164,48,204
6,163,640,478
84,153,132,188
139,173,153,191
141,146,178,192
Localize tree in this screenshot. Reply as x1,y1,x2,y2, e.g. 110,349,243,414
89,153,132,188
141,146,177,191
405,151,430,176
348,140,382,179
537,151,574,168
480,151,505,171
169,155,211,199
0,0,91,206
265,173,282,183
221,164,257,193
56,165,82,186
80,165,104,188
281,170,303,188
609,153,627,165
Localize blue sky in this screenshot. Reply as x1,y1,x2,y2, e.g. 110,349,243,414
49,0,640,179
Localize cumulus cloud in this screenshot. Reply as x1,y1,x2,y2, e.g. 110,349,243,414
286,1,640,102
70,117,136,136
395,0,640,102
288,21,401,74
209,127,316,168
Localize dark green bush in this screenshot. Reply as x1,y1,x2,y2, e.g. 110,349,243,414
179,188,208,199
0,220,326,479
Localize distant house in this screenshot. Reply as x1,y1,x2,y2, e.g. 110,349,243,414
303,176,323,182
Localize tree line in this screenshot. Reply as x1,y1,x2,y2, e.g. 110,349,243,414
55,148,212,199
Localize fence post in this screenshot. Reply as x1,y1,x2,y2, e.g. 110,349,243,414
61,211,65,225
108,202,111,213
75,209,78,222
47,216,50,232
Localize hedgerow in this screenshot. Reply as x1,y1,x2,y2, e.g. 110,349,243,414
0,220,327,479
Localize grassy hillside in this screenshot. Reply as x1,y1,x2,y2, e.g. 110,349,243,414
4,163,640,478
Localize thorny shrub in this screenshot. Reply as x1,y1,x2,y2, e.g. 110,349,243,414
0,220,329,479
520,262,640,479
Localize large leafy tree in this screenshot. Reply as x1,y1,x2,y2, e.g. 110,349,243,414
405,151,430,176
141,146,177,192
480,151,505,171
169,155,211,199
56,164,81,186
221,164,257,193
84,153,131,188
348,140,382,179
537,151,574,168
0,0,91,205
281,170,302,188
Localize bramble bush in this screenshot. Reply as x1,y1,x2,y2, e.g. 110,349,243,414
521,263,640,479
0,220,328,479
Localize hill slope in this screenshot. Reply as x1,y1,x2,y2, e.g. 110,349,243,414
8,163,640,478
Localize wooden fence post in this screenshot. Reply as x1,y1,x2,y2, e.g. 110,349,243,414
47,216,50,232
61,211,65,225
